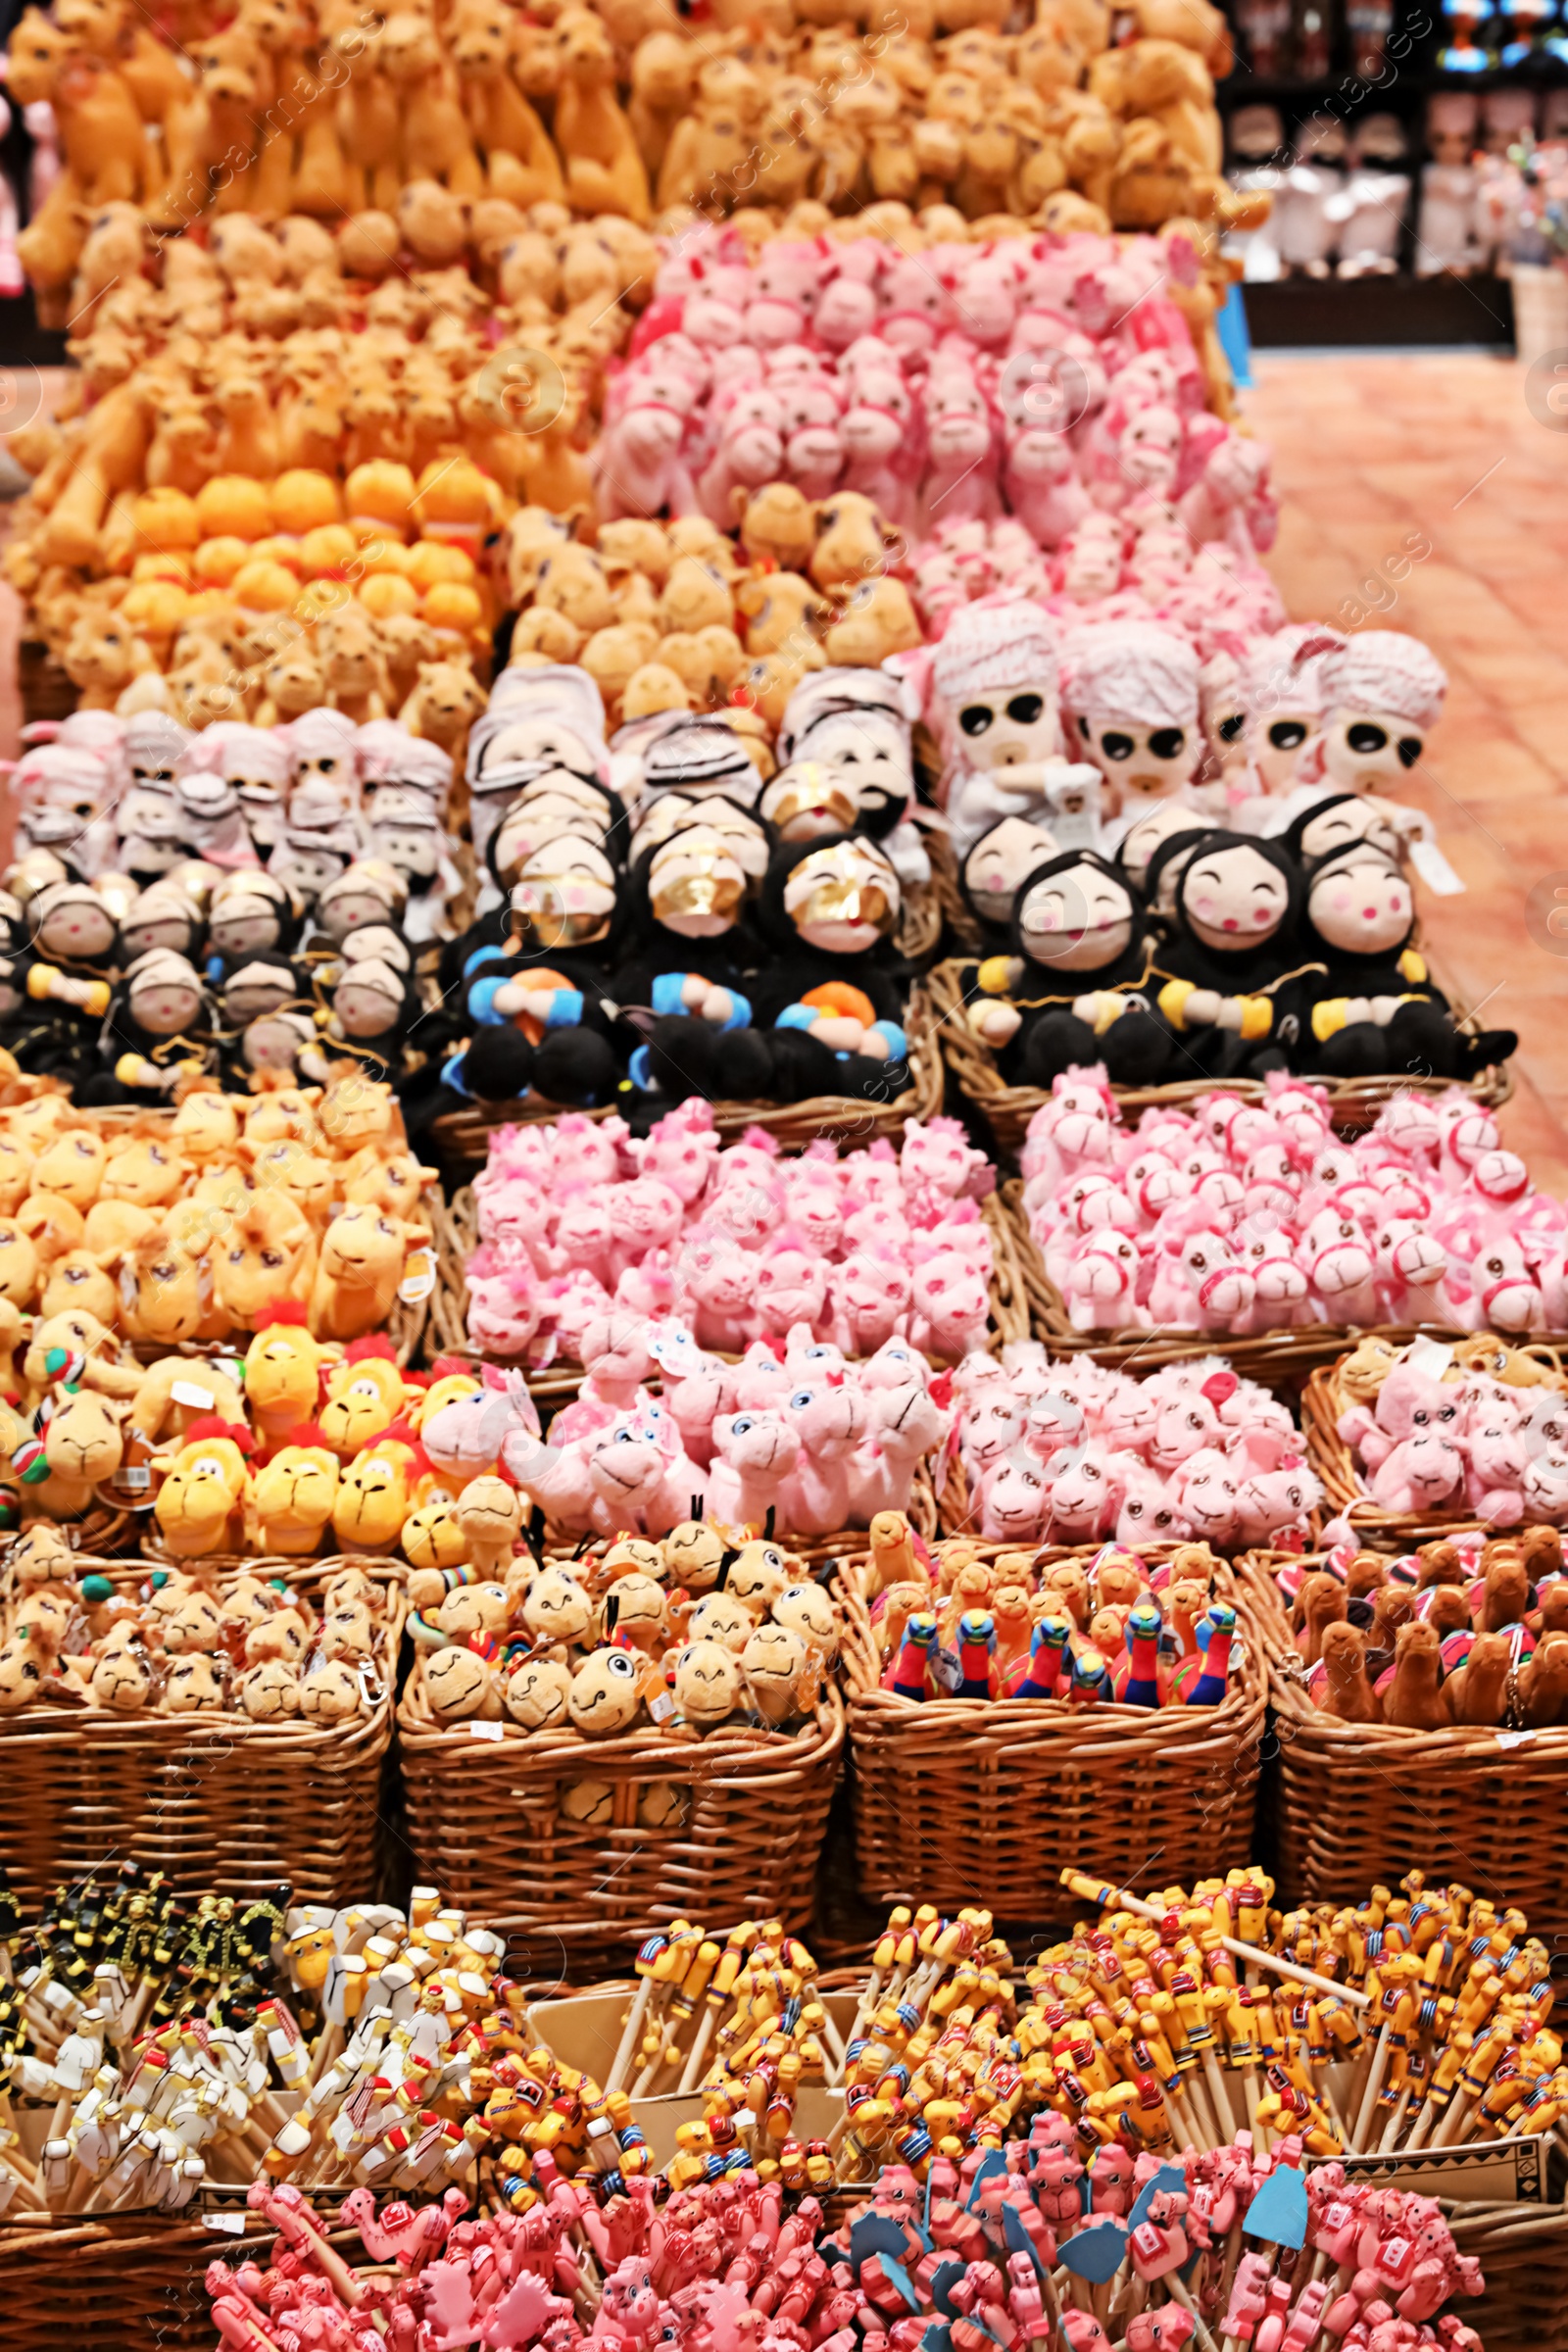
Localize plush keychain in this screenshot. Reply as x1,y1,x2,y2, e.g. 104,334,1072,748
1153,830,1312,1078
205,870,304,969
1296,841,1516,1080
368,787,464,946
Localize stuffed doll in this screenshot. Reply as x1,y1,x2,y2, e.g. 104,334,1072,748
120,878,206,965
776,668,927,884
81,949,219,1104
206,869,305,968
212,950,311,1090
9,879,121,1086
449,770,631,983
449,836,629,1105
612,815,776,1105
1227,622,1333,831
931,598,1102,858
1113,801,1211,904
367,785,464,945
960,848,1173,1087
1271,628,1448,858
465,663,612,870
1296,841,1516,1081
309,953,424,1090
959,815,1063,948
1277,790,1403,870
198,722,294,859
1153,830,1310,1079
750,834,912,1101
1061,618,1204,828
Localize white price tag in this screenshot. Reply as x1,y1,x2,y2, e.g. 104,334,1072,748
209,2212,245,2235
1405,1337,1454,1382
172,1382,216,1410
468,1720,505,1740
1408,837,1466,896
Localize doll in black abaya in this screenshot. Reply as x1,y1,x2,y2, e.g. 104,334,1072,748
959,850,1172,1088
1154,832,1314,1080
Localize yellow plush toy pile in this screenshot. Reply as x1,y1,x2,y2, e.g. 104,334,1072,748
8,0,1250,314
503,489,921,728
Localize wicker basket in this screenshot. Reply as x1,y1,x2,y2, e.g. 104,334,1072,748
930,960,1518,1155
429,984,943,1167
430,1185,1033,1401
0,2215,265,2352
0,1553,404,1909
1302,1349,1568,1545
1241,1550,1568,1944
1446,2200,1568,2352
999,1178,1376,1384
838,1544,1265,1923
398,1656,844,1974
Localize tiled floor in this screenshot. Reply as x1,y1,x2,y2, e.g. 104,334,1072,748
1248,351,1568,1195
2,350,1564,1182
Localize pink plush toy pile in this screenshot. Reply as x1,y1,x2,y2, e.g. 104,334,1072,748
953,1341,1319,1547
1021,1068,1568,1339
904,508,1285,662
597,227,1276,557
499,1320,953,1538
1333,1346,1568,1527
466,1102,997,1369
207,2135,1484,2352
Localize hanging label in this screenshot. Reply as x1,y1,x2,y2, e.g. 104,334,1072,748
1407,838,1466,896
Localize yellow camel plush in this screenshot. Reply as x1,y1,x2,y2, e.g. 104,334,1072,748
243,1303,340,1441
149,1419,254,1557
249,1434,340,1556
318,1338,413,1457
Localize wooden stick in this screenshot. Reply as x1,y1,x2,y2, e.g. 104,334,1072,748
1351,2026,1392,2151
1059,1875,1372,2008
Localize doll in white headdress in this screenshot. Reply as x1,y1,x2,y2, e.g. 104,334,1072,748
1265,628,1449,869
1059,619,1204,844
930,597,1102,859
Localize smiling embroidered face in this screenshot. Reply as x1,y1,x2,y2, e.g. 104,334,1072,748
1179,844,1291,955
1306,846,1412,956
1017,859,1135,972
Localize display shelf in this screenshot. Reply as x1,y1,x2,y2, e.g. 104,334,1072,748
1241,270,1515,341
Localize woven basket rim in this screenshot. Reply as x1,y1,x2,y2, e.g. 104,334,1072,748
929,955,1518,1134
430,983,943,1159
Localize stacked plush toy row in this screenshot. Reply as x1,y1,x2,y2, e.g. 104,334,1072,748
501,496,921,729
621,224,1276,550
1019,1079,1544,1337
1326,1338,1568,1531
0,1065,431,1324
441,659,929,1112
464,1107,993,1367
1278,1528,1568,1731
862,1518,1244,1707
952,1342,1319,1546
0,1524,391,1723
407,1510,840,1739
9,0,1253,300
